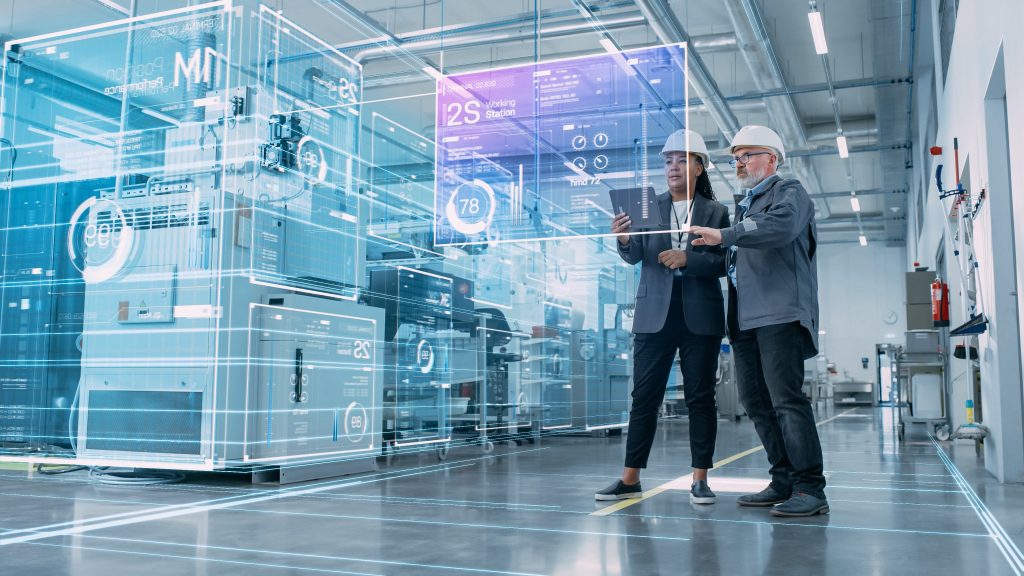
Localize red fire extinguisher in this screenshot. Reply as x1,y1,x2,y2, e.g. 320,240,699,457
931,277,950,328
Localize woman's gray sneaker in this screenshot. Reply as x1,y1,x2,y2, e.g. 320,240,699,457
689,480,716,504
595,479,643,501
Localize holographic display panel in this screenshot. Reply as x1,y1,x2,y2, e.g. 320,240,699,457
434,43,687,245
0,2,381,469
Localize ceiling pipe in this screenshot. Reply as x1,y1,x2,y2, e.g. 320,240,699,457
279,4,635,65
351,24,737,64
785,141,910,159
819,214,900,224
364,50,763,110
628,0,742,191
805,118,878,142
284,4,739,66
816,224,886,232
570,0,680,133
321,0,439,74
342,2,639,48
807,132,877,145
632,0,740,141
692,32,742,53
352,12,649,62
721,0,832,218
708,75,912,103
808,188,907,199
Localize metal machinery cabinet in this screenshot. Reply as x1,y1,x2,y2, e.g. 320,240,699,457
0,3,386,481
832,381,877,406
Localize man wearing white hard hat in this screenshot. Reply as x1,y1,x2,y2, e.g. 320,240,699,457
690,125,827,517
596,129,730,505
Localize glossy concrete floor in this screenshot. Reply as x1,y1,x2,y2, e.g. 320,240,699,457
1,406,1023,575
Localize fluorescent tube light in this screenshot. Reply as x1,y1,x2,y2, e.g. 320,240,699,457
850,196,861,212
808,10,829,55
599,38,618,54
859,234,868,246
836,135,849,158
422,66,444,81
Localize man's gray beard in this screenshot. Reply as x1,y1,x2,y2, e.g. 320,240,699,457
738,165,769,189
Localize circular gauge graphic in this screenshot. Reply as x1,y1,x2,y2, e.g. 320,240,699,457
445,179,496,236
67,197,135,284
344,401,369,443
416,338,435,374
571,134,587,150
571,157,587,171
593,133,609,148
593,155,609,170
296,135,328,185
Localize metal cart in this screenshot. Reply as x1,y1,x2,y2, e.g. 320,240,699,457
894,351,950,441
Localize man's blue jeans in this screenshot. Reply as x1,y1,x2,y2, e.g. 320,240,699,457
731,321,826,497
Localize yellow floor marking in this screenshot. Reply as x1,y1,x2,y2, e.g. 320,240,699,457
0,462,30,471
591,408,858,516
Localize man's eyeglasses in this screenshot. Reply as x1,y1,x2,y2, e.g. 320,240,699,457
729,151,772,168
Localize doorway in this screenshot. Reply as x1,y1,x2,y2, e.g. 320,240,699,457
983,46,1024,480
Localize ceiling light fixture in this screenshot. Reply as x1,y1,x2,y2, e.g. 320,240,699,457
808,7,829,55
850,195,861,212
836,135,849,158
859,234,868,246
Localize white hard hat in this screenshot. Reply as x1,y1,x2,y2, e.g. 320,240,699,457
661,129,710,166
730,125,786,166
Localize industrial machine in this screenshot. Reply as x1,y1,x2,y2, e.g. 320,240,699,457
458,308,530,451
525,282,632,433
367,267,472,457
0,3,383,480
0,1,645,473
560,267,633,432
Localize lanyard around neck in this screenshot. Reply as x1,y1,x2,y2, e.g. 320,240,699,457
672,198,695,248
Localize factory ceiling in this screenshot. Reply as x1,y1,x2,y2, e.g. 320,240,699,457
1,0,917,245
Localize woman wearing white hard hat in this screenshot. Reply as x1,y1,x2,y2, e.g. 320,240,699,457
596,128,730,505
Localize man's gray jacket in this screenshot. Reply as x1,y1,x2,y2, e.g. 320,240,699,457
617,192,730,335
720,175,820,358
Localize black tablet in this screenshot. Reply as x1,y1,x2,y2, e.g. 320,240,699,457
608,186,662,230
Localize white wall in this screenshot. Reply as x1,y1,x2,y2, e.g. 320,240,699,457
817,243,907,386
912,0,1024,482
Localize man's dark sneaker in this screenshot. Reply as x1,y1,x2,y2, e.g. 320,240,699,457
770,492,829,517
595,479,643,501
737,485,791,507
690,480,716,505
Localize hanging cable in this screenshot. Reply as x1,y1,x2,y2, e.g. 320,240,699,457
35,464,89,475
